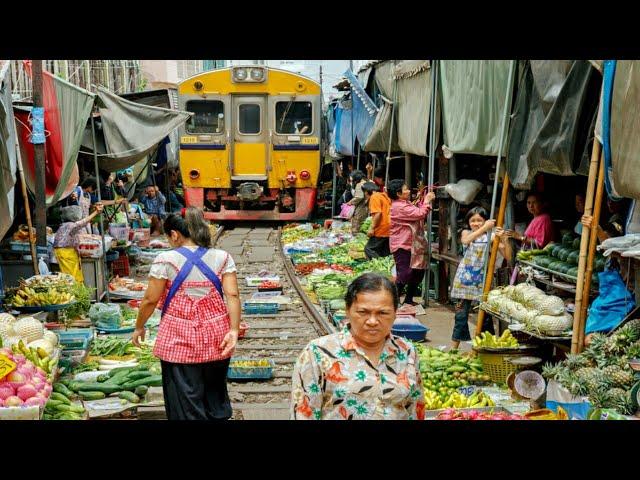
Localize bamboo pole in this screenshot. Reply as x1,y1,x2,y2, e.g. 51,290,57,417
475,174,510,336
571,141,602,354
14,129,39,275
91,110,110,303
578,151,605,352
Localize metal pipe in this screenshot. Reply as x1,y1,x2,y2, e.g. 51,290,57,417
385,80,398,187
424,60,438,306
91,110,110,302
479,60,516,293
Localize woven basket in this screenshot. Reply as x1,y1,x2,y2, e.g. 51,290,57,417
474,349,534,384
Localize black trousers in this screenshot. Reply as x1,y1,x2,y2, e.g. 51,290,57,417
365,236,390,259
161,358,232,420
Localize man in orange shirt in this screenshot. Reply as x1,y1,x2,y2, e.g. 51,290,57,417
365,184,392,259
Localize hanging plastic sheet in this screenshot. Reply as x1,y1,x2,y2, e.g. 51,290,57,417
439,60,512,156
602,60,623,199
343,70,378,147
393,60,431,156
333,98,354,156
0,62,18,240
608,60,640,201
94,86,191,172
14,62,94,205
364,95,400,152
507,61,601,189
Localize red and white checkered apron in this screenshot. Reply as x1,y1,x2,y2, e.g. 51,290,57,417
153,276,231,364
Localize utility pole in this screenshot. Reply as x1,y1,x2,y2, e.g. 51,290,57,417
32,60,47,251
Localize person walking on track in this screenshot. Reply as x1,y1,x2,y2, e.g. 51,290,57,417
132,207,241,420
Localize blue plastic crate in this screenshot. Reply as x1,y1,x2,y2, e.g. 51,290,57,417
58,328,93,350
242,302,279,315
227,358,275,380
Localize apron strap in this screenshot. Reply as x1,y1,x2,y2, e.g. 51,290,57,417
161,247,224,316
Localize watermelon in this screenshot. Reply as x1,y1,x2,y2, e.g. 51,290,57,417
559,263,572,274
549,261,563,272
543,242,556,254
572,237,581,250
566,251,579,265
562,233,575,247
567,267,579,277
557,248,571,262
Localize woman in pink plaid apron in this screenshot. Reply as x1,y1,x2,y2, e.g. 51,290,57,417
132,207,241,420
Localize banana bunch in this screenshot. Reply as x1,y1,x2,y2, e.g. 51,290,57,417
424,390,495,410
12,340,57,376
472,330,519,349
10,286,74,307
230,359,270,368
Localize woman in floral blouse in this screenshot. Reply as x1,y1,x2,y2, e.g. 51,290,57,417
291,273,425,420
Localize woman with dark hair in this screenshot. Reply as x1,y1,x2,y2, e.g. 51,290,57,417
508,192,555,248
291,273,424,420
346,170,368,234
450,206,511,349
132,207,241,420
387,179,436,306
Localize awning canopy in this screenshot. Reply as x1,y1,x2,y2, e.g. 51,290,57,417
0,61,18,239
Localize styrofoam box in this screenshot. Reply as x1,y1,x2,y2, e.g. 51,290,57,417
246,276,280,287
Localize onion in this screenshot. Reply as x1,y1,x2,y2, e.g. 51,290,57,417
23,397,45,407
4,395,23,407
17,384,37,401
0,384,15,400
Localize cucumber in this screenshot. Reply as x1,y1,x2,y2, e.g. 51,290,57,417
97,374,110,383
107,366,137,378
118,391,141,403
125,371,153,381
44,399,65,408
120,375,163,390
76,383,124,394
104,370,134,385
134,386,148,397
79,391,106,400
53,383,74,398
53,403,72,412
68,403,86,414
50,392,72,405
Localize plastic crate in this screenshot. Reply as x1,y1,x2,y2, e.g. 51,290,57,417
111,254,130,277
109,224,131,241
243,303,279,315
57,329,93,350
227,358,274,380
132,228,151,247
9,241,31,252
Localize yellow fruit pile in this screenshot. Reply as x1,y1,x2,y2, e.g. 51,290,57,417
424,390,495,410
230,359,271,368
472,330,519,348
10,286,74,307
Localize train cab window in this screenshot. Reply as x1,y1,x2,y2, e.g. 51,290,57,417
276,101,312,134
238,104,261,134
186,100,225,134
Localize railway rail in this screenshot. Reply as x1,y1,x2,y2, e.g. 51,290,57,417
213,225,334,420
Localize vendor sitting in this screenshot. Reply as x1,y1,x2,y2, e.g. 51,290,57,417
139,185,167,236
53,203,103,283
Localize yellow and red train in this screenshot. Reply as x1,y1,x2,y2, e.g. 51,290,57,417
177,65,322,221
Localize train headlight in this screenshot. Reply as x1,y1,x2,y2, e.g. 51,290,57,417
189,169,200,180
299,170,311,180
250,68,264,82
233,68,248,82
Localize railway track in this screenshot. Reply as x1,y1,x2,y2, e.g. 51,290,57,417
213,225,334,420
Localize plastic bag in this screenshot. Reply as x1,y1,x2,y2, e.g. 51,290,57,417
75,234,104,259
340,203,355,219
88,303,121,328
545,380,591,420
444,179,483,204
585,269,636,334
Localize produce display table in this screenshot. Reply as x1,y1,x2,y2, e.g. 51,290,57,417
518,260,599,296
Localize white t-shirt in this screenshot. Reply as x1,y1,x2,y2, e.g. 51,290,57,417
149,246,237,299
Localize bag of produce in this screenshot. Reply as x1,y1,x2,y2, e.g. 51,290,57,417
444,179,483,205
88,303,121,328
75,234,103,259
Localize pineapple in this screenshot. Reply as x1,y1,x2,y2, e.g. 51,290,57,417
616,323,640,343
564,353,591,371
542,362,563,381
625,341,640,360
585,369,612,393
602,365,635,388
607,388,636,416
557,370,589,397
588,386,612,409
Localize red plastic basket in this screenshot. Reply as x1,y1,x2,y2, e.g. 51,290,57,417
112,254,130,277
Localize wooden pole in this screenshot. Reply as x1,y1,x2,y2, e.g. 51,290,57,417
578,151,605,352
32,60,47,253
475,174,510,336
571,141,602,354
14,129,38,275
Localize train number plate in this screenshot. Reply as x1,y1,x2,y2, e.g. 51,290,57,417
181,136,198,144
301,137,318,145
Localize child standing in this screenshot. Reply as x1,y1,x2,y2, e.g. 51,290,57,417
450,207,511,349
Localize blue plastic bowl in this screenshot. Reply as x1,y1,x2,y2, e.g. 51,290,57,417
391,323,430,342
